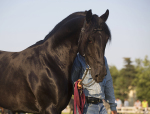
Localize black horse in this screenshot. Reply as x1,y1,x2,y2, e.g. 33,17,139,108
0,9,111,114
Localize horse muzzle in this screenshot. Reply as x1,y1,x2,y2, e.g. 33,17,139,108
93,66,107,83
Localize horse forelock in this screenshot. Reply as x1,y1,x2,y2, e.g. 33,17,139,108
95,15,111,42
92,15,111,44
98,17,111,43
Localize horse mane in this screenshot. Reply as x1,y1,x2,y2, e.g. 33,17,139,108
29,11,87,48
103,22,111,42
29,10,111,48
103,19,111,42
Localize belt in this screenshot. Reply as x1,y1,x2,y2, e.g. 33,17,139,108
85,97,103,104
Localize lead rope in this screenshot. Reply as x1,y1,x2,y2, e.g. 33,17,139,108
74,68,95,114
74,80,85,114
80,68,95,87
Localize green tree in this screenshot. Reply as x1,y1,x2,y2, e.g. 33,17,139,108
109,65,119,84
134,56,150,104
114,58,136,101
121,58,136,88
109,65,122,100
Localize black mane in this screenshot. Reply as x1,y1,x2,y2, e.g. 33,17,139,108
29,11,87,48
29,11,111,48
103,22,111,42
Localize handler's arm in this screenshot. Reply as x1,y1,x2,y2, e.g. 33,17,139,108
104,57,117,113
111,111,117,114
71,58,83,93
71,56,82,86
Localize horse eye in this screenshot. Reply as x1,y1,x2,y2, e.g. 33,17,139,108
88,39,92,43
93,29,97,32
93,28,103,32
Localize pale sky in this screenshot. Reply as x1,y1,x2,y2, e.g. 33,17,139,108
0,0,150,69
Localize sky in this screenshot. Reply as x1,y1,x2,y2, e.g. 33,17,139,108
0,0,150,69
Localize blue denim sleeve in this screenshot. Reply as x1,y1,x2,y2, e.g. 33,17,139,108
71,56,82,84
104,57,117,111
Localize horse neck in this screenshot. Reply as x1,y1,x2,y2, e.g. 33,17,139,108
45,17,84,77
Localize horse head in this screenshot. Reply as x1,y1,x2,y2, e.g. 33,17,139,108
78,9,111,83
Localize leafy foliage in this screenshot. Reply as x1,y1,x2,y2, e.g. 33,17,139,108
109,56,150,104
133,56,150,104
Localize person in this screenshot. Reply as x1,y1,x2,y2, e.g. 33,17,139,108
116,98,122,108
71,53,117,114
142,100,148,114
124,99,129,107
123,99,129,114
116,98,122,114
134,99,141,113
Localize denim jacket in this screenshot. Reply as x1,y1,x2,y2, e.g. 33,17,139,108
71,54,117,111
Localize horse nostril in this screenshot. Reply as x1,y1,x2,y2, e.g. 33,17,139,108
95,75,98,77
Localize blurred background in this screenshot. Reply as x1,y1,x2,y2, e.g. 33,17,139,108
0,0,150,111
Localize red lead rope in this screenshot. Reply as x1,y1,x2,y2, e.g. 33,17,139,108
74,81,86,114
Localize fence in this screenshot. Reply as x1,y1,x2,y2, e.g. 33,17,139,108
62,106,150,114
115,107,150,114
1,106,150,114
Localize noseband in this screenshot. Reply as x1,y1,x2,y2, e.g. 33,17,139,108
80,68,95,87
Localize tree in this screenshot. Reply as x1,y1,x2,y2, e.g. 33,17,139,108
109,65,123,100
134,56,150,104
109,56,150,105
109,65,119,84
121,58,136,88
113,58,136,102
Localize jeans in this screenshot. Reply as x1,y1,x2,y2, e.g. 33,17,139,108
82,102,107,114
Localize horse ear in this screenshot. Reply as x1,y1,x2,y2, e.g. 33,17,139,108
86,9,92,23
100,9,109,22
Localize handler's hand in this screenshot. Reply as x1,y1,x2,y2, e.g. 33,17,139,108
111,111,117,114
77,79,82,89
